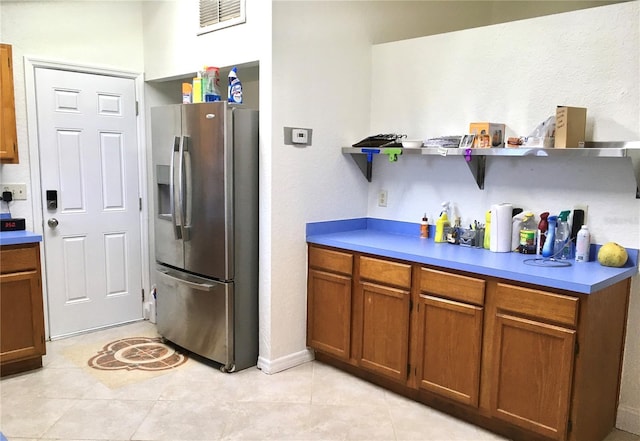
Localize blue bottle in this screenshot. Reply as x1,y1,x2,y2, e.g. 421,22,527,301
542,215,557,258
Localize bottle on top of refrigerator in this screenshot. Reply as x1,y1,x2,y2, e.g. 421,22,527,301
228,67,243,104
518,212,537,254
575,225,591,262
203,66,222,102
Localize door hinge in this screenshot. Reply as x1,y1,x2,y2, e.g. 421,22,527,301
141,288,145,301
139,197,142,211
135,101,139,116
409,299,413,312
567,419,573,433
575,341,580,356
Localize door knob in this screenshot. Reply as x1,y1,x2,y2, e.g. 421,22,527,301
47,218,59,228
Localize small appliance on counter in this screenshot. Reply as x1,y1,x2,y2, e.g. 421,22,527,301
0,217,25,231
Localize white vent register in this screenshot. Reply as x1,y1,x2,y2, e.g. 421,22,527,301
198,0,245,35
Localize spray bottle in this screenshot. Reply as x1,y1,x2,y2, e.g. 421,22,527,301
554,210,571,259
542,215,557,258
434,202,450,243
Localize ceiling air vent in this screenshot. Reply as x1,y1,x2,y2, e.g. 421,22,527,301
198,0,245,35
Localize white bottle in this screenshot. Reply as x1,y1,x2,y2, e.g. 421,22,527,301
575,225,590,262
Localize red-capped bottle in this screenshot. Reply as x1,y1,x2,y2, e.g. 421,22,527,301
537,212,549,255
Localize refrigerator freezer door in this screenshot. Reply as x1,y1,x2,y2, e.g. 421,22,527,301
152,105,184,269
182,102,232,280
155,264,234,370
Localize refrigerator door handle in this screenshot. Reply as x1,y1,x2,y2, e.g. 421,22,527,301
182,135,192,241
157,270,214,292
170,136,182,240
177,135,190,241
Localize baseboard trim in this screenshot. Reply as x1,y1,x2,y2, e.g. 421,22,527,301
617,404,640,435
257,348,314,374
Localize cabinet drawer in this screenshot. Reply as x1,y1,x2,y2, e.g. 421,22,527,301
0,244,40,274
359,256,411,289
495,283,578,328
308,246,353,275
419,268,485,306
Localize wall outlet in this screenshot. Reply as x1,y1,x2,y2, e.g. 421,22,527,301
378,189,388,207
1,183,27,200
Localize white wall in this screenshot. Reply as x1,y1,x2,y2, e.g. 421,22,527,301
270,1,372,366
368,2,640,433
0,1,145,230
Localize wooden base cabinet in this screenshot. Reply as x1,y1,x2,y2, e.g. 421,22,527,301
414,268,485,407
355,256,411,383
307,244,631,441
307,246,353,360
1,243,46,376
489,283,578,441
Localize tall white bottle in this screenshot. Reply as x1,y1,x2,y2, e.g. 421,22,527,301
575,225,590,262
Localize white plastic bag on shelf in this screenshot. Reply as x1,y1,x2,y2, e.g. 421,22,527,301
522,115,555,147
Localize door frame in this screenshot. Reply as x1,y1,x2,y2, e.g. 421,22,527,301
23,56,150,340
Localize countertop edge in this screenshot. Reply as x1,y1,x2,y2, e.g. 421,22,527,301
0,231,43,246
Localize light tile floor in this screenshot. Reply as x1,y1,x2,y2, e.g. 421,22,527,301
1,321,638,441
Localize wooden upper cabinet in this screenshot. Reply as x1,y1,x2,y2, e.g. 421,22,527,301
1,43,19,163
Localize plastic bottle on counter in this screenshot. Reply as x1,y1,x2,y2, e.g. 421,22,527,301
511,212,525,252
554,210,572,259
537,212,549,255
483,210,491,249
420,214,429,239
575,225,591,262
542,215,557,258
518,212,537,254
434,210,449,243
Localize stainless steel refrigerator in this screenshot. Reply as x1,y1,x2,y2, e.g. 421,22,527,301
151,102,258,372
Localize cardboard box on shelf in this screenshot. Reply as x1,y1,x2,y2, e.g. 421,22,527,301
555,106,586,148
469,122,505,148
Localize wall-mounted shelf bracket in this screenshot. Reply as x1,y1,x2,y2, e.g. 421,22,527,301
465,153,486,190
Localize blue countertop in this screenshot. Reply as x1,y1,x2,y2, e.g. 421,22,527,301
306,218,639,294
0,230,42,246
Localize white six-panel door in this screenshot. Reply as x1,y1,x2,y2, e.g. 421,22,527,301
35,67,142,338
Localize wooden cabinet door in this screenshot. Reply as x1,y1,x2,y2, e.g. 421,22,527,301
307,268,352,360
0,43,18,163
0,271,45,362
491,313,575,441
415,295,483,407
358,281,410,383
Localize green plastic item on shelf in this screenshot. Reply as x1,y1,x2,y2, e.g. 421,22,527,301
383,148,403,162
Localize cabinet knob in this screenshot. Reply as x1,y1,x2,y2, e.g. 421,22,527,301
47,218,59,228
